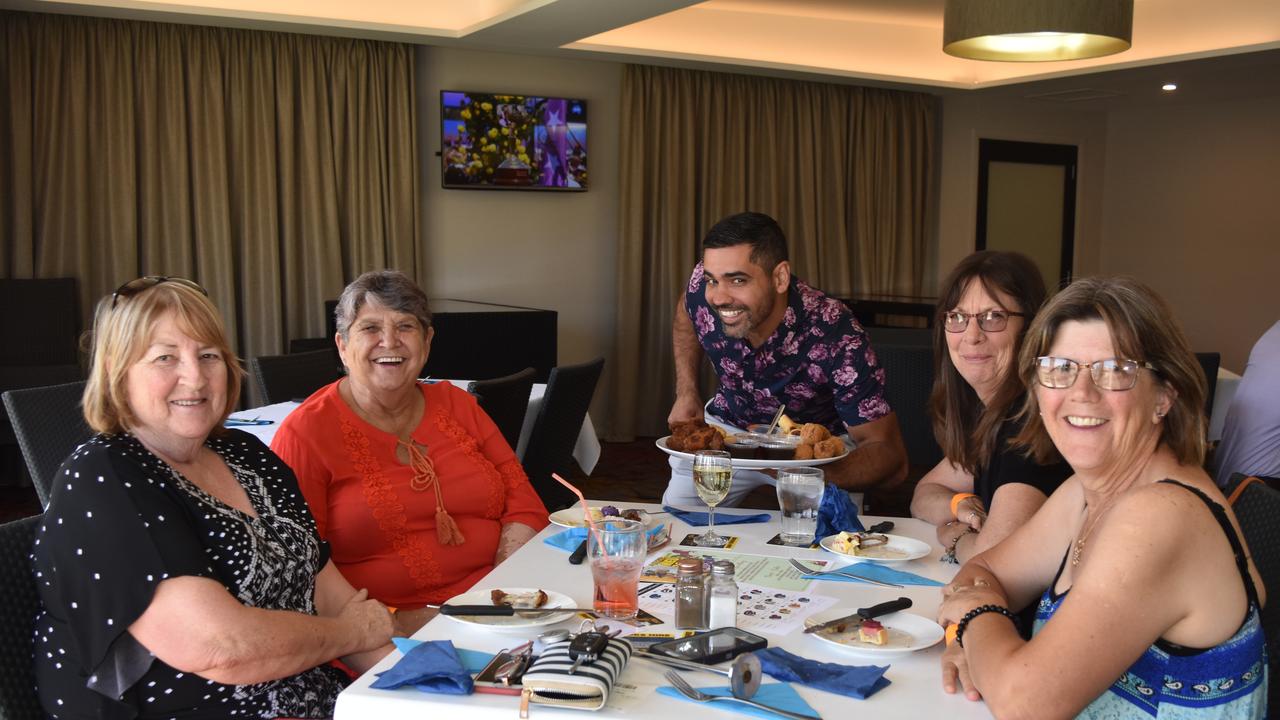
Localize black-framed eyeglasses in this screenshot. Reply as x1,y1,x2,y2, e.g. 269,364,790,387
943,309,1027,333
1034,356,1158,391
111,276,207,309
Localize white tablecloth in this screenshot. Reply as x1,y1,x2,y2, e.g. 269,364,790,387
226,380,601,473
334,508,992,720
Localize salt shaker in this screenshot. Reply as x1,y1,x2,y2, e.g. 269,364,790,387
674,557,708,629
706,560,738,629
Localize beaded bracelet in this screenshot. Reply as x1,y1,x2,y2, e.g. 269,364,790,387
939,525,976,564
954,604,1016,648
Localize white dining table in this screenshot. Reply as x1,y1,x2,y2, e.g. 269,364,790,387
334,506,993,720
226,379,602,473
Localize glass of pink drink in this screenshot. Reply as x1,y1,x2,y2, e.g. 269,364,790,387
587,518,647,619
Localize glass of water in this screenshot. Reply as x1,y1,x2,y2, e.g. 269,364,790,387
692,450,732,547
776,467,825,545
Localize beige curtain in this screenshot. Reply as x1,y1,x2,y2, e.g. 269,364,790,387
610,65,936,439
0,11,419,400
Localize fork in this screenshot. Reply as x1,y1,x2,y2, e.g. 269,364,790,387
663,671,822,720
787,558,903,588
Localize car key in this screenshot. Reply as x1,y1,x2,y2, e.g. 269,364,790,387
867,520,895,534
566,631,609,674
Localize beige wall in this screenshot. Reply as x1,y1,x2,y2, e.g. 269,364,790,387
935,90,1279,373
935,94,1109,294
1099,95,1280,372
415,47,624,430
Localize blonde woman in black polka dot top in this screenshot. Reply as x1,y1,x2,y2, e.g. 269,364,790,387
32,277,394,719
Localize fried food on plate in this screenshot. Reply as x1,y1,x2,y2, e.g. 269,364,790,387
799,423,831,445
814,437,845,459
491,589,549,608
668,418,725,452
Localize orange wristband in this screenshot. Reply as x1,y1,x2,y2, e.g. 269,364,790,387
945,623,959,646
950,493,978,517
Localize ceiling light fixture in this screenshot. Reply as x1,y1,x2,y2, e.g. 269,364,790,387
943,0,1134,62
1162,83,1178,92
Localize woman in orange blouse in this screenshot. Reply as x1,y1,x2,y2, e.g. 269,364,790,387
272,270,548,635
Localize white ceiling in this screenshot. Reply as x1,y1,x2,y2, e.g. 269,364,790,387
11,0,1280,91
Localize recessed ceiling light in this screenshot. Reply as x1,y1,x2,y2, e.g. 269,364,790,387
1162,83,1178,92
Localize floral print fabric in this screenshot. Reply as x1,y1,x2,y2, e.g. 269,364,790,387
685,262,891,434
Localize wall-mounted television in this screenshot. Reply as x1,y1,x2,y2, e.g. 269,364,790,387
441,91,587,191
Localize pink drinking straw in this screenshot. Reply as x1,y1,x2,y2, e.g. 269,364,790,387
552,472,610,558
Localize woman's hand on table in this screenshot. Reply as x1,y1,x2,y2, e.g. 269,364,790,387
936,520,974,550
954,495,987,530
391,606,439,637
339,588,395,645
937,576,1008,628
495,521,539,565
940,640,983,701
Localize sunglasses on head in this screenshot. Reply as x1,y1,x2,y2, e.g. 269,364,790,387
111,276,207,309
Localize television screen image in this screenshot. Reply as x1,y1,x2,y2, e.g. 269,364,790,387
441,91,587,191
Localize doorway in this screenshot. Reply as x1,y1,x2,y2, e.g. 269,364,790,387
976,139,1077,291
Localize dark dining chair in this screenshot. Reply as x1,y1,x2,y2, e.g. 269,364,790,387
249,349,344,405
1226,473,1280,713
468,367,537,452
875,344,943,469
1194,351,1220,419
521,358,605,511
0,514,43,718
2,381,92,509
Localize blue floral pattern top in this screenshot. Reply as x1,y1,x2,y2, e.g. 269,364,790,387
1032,480,1268,719
685,262,891,434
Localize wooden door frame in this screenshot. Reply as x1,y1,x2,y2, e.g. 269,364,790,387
976,138,1078,289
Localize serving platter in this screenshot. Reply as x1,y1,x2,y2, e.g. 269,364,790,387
656,436,851,468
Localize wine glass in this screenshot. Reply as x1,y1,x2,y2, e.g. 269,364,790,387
692,450,732,547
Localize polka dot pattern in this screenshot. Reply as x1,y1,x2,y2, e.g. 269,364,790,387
32,430,348,718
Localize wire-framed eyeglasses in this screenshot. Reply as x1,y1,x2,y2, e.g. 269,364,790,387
111,276,207,309
943,309,1027,333
1034,356,1158,391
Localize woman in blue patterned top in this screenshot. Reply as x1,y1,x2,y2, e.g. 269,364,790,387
937,276,1267,719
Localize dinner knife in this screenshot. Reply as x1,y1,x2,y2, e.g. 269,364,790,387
568,539,589,564
802,596,913,634
438,604,592,616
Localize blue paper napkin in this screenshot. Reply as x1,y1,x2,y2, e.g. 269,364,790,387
391,637,492,673
756,647,890,699
656,681,818,719
663,505,771,526
800,562,943,587
370,640,475,694
812,485,865,543
543,524,668,552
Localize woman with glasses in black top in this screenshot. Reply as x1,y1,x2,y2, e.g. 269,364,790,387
911,251,1072,566
935,276,1266,718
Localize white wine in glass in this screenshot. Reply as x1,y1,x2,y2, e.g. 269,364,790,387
692,450,732,546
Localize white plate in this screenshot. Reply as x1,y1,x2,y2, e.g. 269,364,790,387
818,533,932,563
803,610,945,657
440,588,577,632
548,507,660,529
655,436,851,468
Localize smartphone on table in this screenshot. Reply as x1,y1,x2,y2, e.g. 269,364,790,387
647,627,768,665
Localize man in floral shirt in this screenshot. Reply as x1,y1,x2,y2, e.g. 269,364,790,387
665,212,908,507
